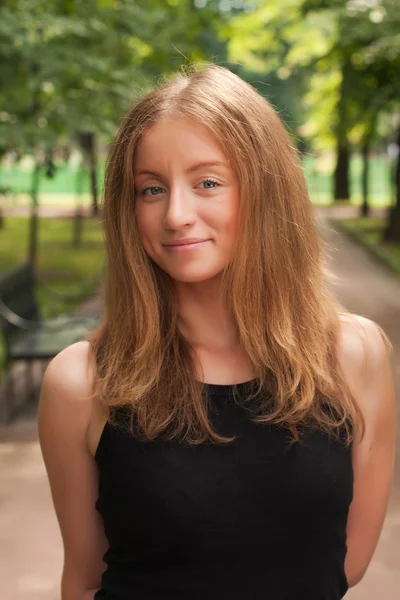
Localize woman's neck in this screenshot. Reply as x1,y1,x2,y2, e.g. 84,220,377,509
175,278,239,352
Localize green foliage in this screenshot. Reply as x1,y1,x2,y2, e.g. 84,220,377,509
0,1,156,152
0,0,229,157
225,0,400,150
1,0,398,205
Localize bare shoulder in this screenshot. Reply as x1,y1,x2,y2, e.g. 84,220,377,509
339,313,389,358
41,340,96,398
337,313,391,371
337,313,395,439
38,341,98,449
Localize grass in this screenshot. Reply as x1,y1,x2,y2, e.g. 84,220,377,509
302,153,393,207
1,216,104,287
332,217,400,277
0,216,104,377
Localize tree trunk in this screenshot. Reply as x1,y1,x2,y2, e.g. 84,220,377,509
334,145,350,201
79,132,98,217
360,144,370,217
73,162,85,248
333,59,352,202
89,147,98,217
28,163,41,267
0,154,6,229
384,129,400,242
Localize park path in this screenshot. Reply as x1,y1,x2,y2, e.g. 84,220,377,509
0,207,399,599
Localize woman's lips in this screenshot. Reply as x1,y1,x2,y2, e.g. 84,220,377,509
163,240,210,253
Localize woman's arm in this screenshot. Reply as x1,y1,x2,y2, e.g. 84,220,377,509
38,341,109,600
338,315,396,587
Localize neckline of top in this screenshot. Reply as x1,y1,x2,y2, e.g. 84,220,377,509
200,378,260,396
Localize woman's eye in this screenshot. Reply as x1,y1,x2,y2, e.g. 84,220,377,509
142,186,165,196
199,179,219,189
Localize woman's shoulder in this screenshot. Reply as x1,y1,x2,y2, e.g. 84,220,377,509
336,313,394,436
337,313,390,376
38,341,100,450
42,340,97,400
48,338,96,374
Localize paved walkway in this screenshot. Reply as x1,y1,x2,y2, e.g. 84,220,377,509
0,207,399,599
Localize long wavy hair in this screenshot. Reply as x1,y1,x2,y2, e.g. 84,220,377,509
90,64,367,445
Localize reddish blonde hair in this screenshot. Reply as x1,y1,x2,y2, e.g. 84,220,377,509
90,64,366,444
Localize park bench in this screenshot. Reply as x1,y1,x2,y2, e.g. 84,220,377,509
0,262,100,422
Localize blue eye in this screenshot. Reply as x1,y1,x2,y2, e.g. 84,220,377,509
200,179,219,189
142,186,165,196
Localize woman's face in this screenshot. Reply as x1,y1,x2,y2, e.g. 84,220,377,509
134,118,240,284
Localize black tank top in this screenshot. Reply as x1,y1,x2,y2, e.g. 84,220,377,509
94,380,352,599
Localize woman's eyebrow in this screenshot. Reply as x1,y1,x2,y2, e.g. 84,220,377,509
135,161,228,179
185,160,228,174
135,169,163,178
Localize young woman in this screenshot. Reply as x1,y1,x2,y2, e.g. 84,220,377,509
38,65,396,600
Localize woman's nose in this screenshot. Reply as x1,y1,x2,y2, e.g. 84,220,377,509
163,185,196,230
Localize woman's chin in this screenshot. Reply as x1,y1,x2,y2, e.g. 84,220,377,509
167,269,223,284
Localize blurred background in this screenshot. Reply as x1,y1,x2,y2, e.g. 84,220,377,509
0,1,399,599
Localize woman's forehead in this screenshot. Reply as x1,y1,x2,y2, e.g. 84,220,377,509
134,118,230,173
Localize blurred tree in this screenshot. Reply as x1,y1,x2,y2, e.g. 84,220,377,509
141,0,228,76
0,0,63,263
225,0,400,213
290,0,399,207
349,0,400,240
386,126,400,241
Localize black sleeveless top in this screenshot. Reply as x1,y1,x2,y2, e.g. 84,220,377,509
94,380,352,599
